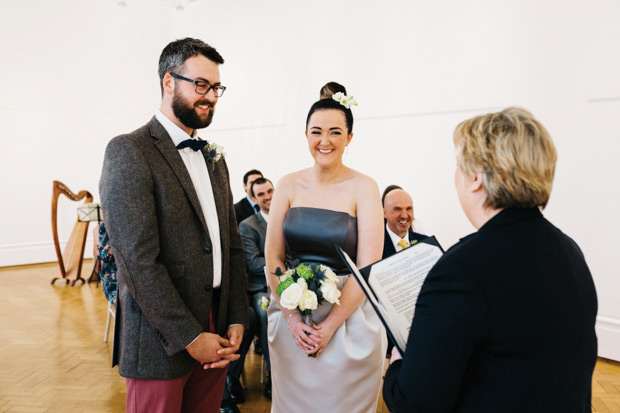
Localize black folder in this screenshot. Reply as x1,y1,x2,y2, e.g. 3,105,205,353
336,236,444,354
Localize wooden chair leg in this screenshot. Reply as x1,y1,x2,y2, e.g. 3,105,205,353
261,355,266,384
104,301,114,343
241,365,248,389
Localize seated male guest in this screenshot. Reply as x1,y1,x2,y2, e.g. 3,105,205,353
221,178,274,412
382,107,598,412
382,187,427,259
238,177,274,398
234,169,263,225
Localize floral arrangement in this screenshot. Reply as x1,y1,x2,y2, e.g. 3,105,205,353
275,261,341,320
201,141,225,163
275,262,341,357
332,92,358,109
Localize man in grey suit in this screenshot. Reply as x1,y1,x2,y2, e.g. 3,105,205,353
220,177,274,412
99,38,248,412
238,178,273,397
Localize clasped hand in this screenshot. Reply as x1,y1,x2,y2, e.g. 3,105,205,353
290,319,335,357
186,325,244,369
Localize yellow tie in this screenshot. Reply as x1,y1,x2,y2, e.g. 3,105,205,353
398,239,409,250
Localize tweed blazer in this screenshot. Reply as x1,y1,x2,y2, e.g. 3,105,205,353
238,212,267,292
234,197,256,225
99,116,248,380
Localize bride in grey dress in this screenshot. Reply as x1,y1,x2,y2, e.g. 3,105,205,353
265,82,387,412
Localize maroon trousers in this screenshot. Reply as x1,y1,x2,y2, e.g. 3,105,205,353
125,312,227,413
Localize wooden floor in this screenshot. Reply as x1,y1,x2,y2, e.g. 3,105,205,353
0,262,618,412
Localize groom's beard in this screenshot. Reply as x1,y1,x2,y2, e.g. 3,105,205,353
172,89,215,130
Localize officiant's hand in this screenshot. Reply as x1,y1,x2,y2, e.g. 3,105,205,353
390,347,402,364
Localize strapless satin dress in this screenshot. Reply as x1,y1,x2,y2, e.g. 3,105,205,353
267,207,387,412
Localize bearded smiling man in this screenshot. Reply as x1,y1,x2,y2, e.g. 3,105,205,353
99,38,248,413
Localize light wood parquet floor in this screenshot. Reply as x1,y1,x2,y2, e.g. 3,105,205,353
0,262,618,412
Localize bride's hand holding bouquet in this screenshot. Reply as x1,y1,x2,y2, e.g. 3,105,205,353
275,263,341,357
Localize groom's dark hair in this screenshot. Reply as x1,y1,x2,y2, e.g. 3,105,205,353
158,37,224,95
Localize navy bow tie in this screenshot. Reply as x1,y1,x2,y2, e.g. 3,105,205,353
177,139,207,151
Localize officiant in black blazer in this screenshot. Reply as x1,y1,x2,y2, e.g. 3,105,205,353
233,169,263,225
383,107,598,413
382,187,427,259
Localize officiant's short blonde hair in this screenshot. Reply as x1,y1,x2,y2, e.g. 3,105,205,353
453,107,557,209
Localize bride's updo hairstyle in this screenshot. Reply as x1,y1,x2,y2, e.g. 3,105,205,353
306,81,354,134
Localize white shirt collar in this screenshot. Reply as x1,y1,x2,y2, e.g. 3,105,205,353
155,110,197,147
386,222,409,248
260,210,269,223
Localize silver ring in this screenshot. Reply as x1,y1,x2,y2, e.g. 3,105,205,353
295,335,300,340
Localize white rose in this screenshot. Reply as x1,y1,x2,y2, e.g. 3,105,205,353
321,266,338,283
296,277,308,290
300,290,318,311
320,280,341,305
280,283,303,310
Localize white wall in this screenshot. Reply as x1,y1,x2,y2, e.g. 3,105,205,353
0,0,618,359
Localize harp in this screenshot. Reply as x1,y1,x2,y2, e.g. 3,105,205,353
50,180,93,285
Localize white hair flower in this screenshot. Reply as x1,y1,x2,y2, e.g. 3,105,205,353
332,92,358,109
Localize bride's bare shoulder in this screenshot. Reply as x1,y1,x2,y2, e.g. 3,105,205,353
276,169,312,191
349,169,379,193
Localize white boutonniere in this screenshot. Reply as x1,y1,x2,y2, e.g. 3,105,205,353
332,92,358,109
259,296,271,310
202,142,225,163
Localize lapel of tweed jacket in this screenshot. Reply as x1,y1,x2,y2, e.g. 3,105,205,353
204,152,228,247
147,117,209,236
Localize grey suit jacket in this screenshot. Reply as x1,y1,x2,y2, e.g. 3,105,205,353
99,116,248,380
238,213,267,292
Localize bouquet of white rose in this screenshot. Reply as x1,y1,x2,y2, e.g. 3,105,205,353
274,262,341,356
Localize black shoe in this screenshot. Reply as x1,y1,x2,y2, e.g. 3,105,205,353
263,375,272,400
254,338,263,355
226,375,245,404
220,399,240,413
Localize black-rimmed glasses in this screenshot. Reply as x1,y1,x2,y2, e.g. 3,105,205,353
170,73,226,97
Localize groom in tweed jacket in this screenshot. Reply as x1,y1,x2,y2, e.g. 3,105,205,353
100,38,248,412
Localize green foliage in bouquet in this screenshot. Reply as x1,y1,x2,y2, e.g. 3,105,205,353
276,276,295,297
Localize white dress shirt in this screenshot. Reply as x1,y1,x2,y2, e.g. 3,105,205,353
386,223,410,252
260,210,269,223
155,111,222,288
